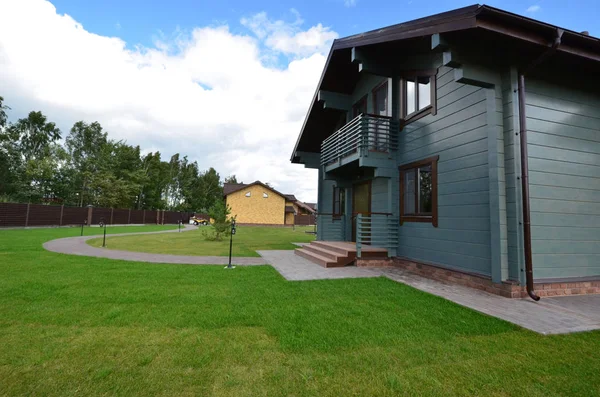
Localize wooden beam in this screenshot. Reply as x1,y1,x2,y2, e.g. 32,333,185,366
318,90,352,111
294,151,321,169
443,51,461,68
431,33,449,50
454,65,501,88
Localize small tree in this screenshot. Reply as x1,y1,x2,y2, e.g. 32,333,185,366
207,199,231,241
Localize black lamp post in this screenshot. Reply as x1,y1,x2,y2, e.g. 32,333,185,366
225,219,236,269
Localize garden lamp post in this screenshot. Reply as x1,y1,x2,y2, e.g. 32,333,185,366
225,219,236,269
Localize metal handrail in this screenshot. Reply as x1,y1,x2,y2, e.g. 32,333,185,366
321,114,399,166
356,213,398,258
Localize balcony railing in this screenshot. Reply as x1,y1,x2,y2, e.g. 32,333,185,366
320,114,399,167
356,213,398,258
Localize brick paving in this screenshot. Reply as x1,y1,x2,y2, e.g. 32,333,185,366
259,250,600,335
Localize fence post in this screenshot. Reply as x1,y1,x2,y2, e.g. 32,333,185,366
59,204,64,226
25,203,30,227
87,206,93,227
142,210,146,224
110,208,114,225
128,208,131,224
156,210,159,224
162,210,165,225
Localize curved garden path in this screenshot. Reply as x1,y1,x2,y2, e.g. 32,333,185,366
43,224,266,265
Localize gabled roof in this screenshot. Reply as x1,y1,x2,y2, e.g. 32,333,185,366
291,4,600,162
284,194,298,202
223,181,292,201
295,201,316,214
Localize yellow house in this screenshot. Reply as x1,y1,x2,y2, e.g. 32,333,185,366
224,181,314,225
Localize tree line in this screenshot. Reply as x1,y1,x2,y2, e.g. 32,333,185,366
0,96,238,211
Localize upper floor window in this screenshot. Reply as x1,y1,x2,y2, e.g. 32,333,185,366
245,192,251,197
401,71,437,122
399,156,439,227
263,192,268,198
372,81,388,117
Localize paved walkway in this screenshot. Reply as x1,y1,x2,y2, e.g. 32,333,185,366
43,225,265,265
43,231,600,335
259,250,600,335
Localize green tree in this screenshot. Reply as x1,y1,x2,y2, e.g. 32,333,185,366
207,199,231,241
224,175,239,184
0,96,9,128
3,111,61,202
65,121,108,206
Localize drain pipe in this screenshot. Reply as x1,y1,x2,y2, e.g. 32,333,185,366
518,28,563,301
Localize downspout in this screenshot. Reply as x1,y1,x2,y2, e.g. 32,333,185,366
518,28,563,301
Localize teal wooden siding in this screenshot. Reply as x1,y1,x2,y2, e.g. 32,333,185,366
502,69,526,283
396,66,493,277
525,79,600,279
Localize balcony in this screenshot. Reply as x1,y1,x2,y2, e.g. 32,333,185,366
320,114,398,172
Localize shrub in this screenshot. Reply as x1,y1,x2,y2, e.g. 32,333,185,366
206,199,232,241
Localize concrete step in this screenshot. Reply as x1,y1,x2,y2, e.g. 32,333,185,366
295,248,337,267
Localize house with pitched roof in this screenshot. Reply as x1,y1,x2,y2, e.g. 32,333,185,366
290,5,600,298
223,181,315,225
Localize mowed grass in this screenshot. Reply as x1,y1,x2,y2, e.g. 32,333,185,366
0,227,599,396
87,225,316,256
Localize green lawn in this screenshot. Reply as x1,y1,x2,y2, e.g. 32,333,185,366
87,225,316,256
1,227,599,396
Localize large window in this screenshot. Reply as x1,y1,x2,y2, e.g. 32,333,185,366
401,71,437,122
333,186,345,217
399,156,439,227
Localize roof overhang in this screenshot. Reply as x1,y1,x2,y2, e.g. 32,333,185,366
291,4,600,164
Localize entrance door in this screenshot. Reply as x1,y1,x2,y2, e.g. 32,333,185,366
352,181,371,242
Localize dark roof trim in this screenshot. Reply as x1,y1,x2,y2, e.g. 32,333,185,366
290,4,600,162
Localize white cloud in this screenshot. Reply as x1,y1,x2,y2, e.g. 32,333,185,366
526,5,541,13
344,0,358,7
241,10,338,57
0,1,329,202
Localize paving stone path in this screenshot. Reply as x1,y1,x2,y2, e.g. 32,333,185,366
43,230,600,335
43,224,266,265
259,250,600,335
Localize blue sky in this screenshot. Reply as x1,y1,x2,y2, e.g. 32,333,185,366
1,0,598,202
51,0,598,51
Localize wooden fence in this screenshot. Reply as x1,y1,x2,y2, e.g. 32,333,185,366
0,202,193,228
294,214,316,226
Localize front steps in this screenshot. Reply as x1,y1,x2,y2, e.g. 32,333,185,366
295,241,388,268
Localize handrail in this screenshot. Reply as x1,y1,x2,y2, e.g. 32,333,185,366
321,114,399,167
356,213,398,258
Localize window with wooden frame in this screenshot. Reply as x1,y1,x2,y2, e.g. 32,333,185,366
400,70,437,123
332,186,345,217
399,156,439,227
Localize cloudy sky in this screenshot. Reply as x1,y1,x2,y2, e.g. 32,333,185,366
0,0,596,202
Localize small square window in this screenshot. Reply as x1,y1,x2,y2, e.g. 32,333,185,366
245,192,251,197
263,192,268,198
401,71,437,122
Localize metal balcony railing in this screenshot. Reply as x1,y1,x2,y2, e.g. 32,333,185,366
320,114,399,167
356,213,398,258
